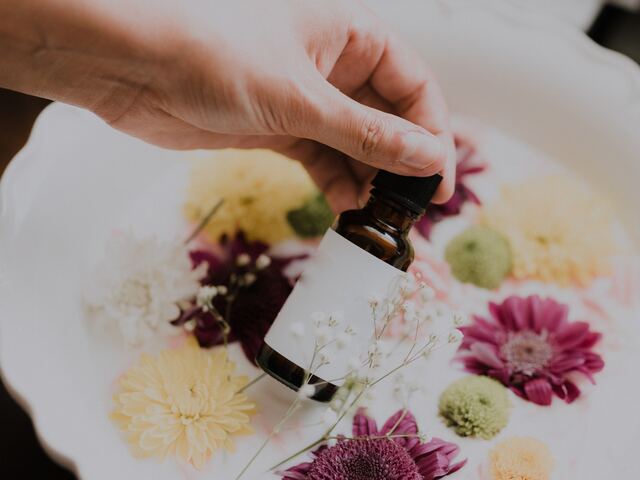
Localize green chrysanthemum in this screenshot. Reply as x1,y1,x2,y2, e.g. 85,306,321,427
439,376,510,440
286,192,335,238
445,225,512,289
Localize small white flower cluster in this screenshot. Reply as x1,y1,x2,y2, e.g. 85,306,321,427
84,232,207,345
290,310,357,373
234,252,271,287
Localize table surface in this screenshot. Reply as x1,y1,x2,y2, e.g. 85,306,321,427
0,5,638,478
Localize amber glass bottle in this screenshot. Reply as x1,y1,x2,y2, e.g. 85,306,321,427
257,171,442,401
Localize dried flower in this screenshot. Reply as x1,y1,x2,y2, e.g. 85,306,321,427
84,233,206,345
445,225,512,289
111,338,255,469
416,135,486,238
489,437,554,480
183,149,317,244
281,409,466,480
457,295,604,405
482,175,616,285
173,232,305,365
439,376,510,439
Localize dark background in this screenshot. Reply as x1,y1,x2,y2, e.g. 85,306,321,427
0,5,638,478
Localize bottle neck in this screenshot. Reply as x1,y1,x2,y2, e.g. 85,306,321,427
364,189,421,234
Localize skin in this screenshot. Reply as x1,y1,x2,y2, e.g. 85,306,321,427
0,0,456,212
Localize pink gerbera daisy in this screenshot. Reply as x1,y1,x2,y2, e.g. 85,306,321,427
457,295,605,405
281,409,465,480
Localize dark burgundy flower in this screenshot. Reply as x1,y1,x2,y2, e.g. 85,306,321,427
173,232,306,364
457,295,605,406
416,135,486,239
281,409,465,480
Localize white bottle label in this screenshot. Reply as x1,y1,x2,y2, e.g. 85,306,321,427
264,228,405,385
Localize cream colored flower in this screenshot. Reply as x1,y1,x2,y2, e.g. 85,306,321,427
111,338,255,469
482,175,616,285
183,149,316,244
489,436,554,480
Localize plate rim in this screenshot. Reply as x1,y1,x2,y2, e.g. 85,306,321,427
1,0,639,477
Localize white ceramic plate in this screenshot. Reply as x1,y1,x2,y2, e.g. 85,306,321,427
1,0,639,478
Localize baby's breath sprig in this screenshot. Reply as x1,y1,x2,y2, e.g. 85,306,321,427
236,273,464,479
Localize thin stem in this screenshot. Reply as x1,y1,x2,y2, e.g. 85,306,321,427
235,398,301,479
236,373,267,395
184,199,224,244
385,409,408,437
269,437,326,472
269,385,368,472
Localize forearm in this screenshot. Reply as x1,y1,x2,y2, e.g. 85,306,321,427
0,0,173,116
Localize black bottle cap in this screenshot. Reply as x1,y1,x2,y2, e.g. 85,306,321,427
371,170,443,215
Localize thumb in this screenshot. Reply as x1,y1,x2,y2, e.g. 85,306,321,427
295,82,447,176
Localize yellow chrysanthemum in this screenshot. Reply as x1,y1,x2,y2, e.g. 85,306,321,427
482,175,616,286
183,149,317,244
111,338,255,469
489,437,554,480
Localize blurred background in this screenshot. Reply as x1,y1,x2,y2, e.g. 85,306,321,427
0,1,638,477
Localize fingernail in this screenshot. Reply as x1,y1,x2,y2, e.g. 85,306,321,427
401,132,446,170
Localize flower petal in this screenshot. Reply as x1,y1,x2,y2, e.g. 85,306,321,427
380,410,418,448
524,378,553,406
352,408,379,437
469,342,504,369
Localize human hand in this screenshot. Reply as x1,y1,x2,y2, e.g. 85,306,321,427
0,0,455,211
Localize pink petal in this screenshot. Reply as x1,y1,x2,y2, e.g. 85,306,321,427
380,409,418,439
584,352,605,373
524,378,553,406
550,354,586,374
505,296,531,331
540,297,569,331
579,332,602,349
564,380,581,403
554,322,590,349
280,461,313,479
352,408,378,437
469,342,505,369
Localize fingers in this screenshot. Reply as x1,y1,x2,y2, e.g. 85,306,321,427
279,140,361,213
290,75,448,179
367,33,456,202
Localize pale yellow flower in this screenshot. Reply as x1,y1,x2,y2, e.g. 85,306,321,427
482,175,616,286
111,338,255,469
490,437,554,480
183,149,316,244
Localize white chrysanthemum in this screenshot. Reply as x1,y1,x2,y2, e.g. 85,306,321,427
85,233,206,345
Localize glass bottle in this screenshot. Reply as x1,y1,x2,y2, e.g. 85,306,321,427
256,171,442,401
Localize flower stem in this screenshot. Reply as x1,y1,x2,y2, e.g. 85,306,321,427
184,199,224,244
236,372,267,395
235,398,301,479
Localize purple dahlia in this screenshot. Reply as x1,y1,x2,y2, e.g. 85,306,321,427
457,295,605,405
173,232,305,364
281,409,465,480
416,135,486,239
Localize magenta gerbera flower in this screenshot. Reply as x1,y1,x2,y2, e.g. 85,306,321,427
416,135,486,239
457,295,605,405
172,232,306,364
281,409,465,480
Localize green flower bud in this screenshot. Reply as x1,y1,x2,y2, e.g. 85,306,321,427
439,376,510,439
445,225,512,289
287,192,335,238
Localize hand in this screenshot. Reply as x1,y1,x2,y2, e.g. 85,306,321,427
0,0,455,211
